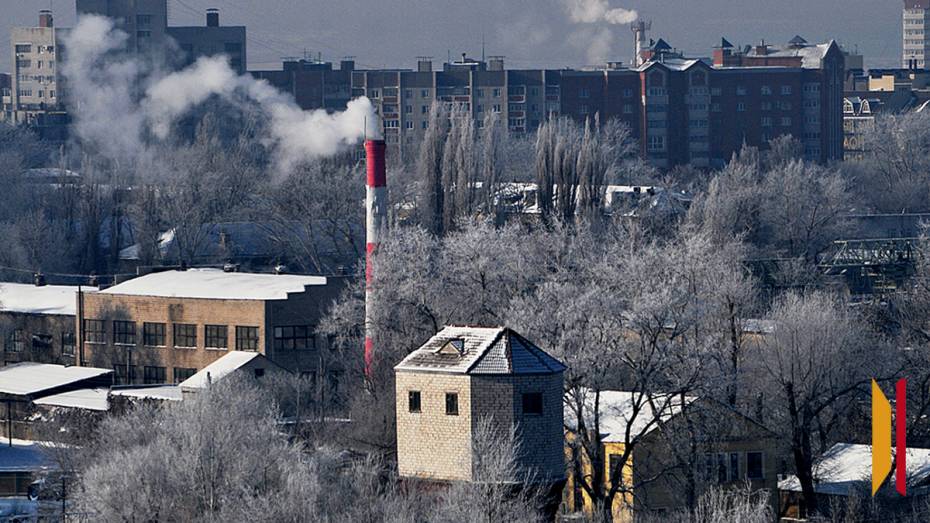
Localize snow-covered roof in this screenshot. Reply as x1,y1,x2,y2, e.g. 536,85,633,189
33,388,109,411
568,390,697,443
100,269,327,301
779,443,930,496
0,363,112,397
394,326,566,375
0,282,96,316
111,385,183,402
179,351,262,390
0,439,55,472
745,42,835,69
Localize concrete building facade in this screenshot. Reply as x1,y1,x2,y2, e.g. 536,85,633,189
166,9,247,74
904,0,930,69
9,11,69,140
77,269,343,386
394,326,566,484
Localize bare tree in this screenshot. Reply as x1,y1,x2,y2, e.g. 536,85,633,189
753,291,877,517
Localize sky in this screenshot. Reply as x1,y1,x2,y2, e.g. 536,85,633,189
0,0,904,72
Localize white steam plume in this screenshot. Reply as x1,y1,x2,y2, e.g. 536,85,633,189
564,0,638,25
561,0,638,64
63,15,380,171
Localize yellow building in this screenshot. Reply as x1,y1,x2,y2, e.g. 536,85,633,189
564,391,780,521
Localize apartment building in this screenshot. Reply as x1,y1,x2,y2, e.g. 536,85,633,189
8,3,245,139
9,10,69,140
167,9,247,74
904,0,930,69
75,0,170,54
1,73,11,122
0,281,90,367
253,36,843,168
77,269,343,385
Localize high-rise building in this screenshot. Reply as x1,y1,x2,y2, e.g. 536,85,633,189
904,0,930,69
9,10,69,140
75,0,169,55
167,8,247,74
9,3,246,140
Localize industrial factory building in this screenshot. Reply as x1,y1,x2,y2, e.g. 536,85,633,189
77,269,344,386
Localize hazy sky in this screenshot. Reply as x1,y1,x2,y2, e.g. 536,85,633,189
0,0,903,72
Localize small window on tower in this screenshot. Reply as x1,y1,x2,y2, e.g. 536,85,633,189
408,390,421,413
445,392,459,416
522,392,543,415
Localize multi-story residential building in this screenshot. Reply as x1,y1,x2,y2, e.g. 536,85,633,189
251,58,355,113
1,281,90,367
75,0,170,55
9,10,69,140
8,4,245,140
0,72,11,122
77,269,344,386
253,36,843,168
166,9,247,74
904,0,930,69
394,326,566,497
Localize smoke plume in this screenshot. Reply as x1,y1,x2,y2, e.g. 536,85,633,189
62,15,380,172
564,0,638,25
561,0,638,64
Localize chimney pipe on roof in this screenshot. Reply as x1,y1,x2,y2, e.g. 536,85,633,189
206,8,219,27
364,139,388,380
39,10,53,28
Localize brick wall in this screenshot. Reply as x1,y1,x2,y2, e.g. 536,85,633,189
396,371,473,481
0,311,76,366
472,373,566,483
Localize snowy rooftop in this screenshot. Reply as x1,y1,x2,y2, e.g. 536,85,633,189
111,385,183,402
394,326,566,375
0,282,95,316
179,351,262,390
744,42,835,69
0,363,112,397
33,388,109,411
100,269,327,301
779,443,930,496
0,439,55,473
568,390,697,443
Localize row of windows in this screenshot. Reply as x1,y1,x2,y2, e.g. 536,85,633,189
761,117,794,127
84,320,260,351
5,330,75,355
407,390,544,416
113,365,195,385
703,451,766,483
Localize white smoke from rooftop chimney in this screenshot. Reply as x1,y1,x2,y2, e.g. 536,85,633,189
63,15,380,172
561,0,638,65
564,0,638,25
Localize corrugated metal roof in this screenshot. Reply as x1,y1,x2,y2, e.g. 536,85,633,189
395,326,566,375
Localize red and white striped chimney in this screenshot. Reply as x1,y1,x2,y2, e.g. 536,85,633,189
364,139,387,379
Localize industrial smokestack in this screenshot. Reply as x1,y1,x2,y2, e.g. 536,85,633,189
206,8,220,27
364,139,388,379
